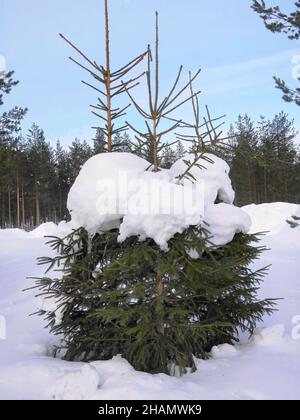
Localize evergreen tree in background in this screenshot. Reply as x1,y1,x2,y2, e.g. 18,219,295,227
225,112,299,206
54,141,72,221
287,214,300,228
228,115,259,205
32,5,276,377
258,112,297,202
68,138,93,185
93,128,107,154
0,8,299,229
252,1,300,106
59,0,147,152
1,109,299,228
176,140,185,160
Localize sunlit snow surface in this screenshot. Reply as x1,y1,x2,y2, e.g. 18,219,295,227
0,202,299,399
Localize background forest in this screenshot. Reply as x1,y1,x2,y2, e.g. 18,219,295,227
1,72,299,229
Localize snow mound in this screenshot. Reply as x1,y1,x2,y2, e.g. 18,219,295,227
294,206,300,218
29,222,60,238
37,295,66,326
243,202,299,235
1,210,300,399
251,324,285,347
67,152,150,234
67,152,250,250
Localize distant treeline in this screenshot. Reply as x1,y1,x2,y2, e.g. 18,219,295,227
1,73,299,228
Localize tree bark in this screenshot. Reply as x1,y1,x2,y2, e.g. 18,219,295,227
8,187,11,227
35,188,40,226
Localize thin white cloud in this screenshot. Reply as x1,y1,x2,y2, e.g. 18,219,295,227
200,48,300,95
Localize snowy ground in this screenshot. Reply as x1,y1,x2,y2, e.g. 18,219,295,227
0,202,299,400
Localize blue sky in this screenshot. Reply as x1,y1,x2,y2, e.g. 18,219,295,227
1,0,299,146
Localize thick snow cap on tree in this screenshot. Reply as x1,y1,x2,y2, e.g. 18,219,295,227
67,152,251,250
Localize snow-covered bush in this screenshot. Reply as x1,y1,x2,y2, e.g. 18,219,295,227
33,152,275,375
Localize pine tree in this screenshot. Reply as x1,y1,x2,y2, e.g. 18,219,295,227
93,128,107,154
32,3,276,377
0,71,19,106
34,227,275,374
228,115,259,206
59,0,147,152
26,124,55,226
112,132,132,152
124,12,202,172
175,140,185,160
54,141,71,221
68,138,93,184
266,112,297,201
161,145,177,169
252,1,300,106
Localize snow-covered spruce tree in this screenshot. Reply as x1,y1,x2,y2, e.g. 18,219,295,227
35,225,274,374
32,5,275,375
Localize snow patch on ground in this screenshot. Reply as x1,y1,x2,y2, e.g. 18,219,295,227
205,203,251,246
243,202,298,235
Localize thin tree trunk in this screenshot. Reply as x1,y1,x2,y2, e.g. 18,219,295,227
152,12,159,172
8,187,11,227
247,161,252,204
156,275,164,336
16,169,20,227
59,187,62,220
